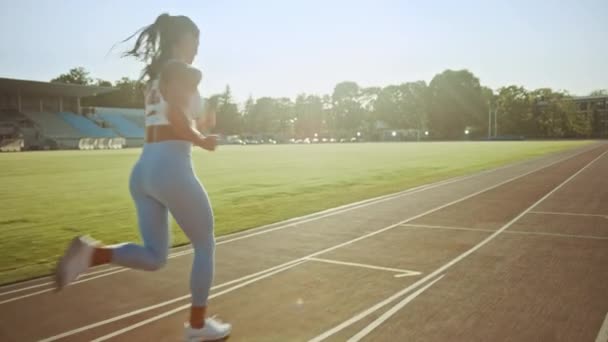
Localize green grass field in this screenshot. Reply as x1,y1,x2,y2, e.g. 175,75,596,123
0,141,592,285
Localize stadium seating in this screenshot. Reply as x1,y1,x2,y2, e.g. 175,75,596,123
123,114,144,128
97,112,144,138
58,112,116,138
95,107,145,129
24,112,81,138
0,109,25,123
0,122,17,135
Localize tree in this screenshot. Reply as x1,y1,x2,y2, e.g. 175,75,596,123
114,77,145,108
51,67,92,85
590,89,608,96
495,86,535,137
529,88,585,138
54,66,599,140
213,85,242,134
274,97,295,139
95,79,113,87
242,96,255,131
371,82,428,140
331,81,365,136
427,70,487,139
83,77,144,108
566,101,592,138
242,96,294,135
294,94,324,138
359,87,381,138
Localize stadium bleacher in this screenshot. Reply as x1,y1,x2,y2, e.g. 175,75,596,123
0,78,130,151
24,112,81,138
58,112,116,138
95,107,145,130
0,109,26,124
122,114,145,129
97,112,144,138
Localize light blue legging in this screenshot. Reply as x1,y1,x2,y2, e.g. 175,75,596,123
112,141,215,306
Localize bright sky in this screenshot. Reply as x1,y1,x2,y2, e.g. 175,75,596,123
0,0,606,101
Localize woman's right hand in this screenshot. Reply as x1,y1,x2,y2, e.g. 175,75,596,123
198,135,218,151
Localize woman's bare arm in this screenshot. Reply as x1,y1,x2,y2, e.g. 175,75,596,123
159,61,216,151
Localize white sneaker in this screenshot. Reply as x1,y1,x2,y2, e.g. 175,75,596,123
184,317,232,341
54,235,97,290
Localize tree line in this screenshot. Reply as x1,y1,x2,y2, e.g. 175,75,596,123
52,67,607,140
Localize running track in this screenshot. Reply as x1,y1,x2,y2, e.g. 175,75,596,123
1,143,607,341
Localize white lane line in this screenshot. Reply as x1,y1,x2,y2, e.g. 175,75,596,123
0,169,465,298
38,259,310,342
0,269,129,305
0,249,194,300
402,223,608,240
348,274,445,342
211,143,575,245
307,258,421,278
43,222,415,341
308,150,607,342
0,181,428,295
201,172,492,247
90,261,308,342
0,244,195,292
0,266,124,297
596,313,608,342
2,144,596,295
508,230,608,240
401,223,494,233
529,211,608,219
49,146,601,342
205,145,598,249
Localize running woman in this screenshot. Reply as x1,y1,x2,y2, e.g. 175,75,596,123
54,13,231,341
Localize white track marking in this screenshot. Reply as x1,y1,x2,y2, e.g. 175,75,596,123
38,260,309,342
309,150,607,342
209,145,566,244
596,313,608,342
529,211,608,219
181,170,502,250
307,258,421,278
43,222,416,341
0,179,434,294
47,147,603,342
2,145,597,296
506,230,608,240
402,223,608,240
0,266,123,297
348,274,445,341
401,223,494,233
90,261,308,342
0,249,194,300
0,269,129,305
0,169,467,298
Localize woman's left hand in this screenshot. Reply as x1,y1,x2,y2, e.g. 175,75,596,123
197,135,218,151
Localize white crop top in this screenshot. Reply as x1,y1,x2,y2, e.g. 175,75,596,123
144,78,205,127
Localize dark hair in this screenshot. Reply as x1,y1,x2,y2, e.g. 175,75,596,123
122,13,199,81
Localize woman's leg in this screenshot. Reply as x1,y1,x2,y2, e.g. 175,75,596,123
163,178,215,329
55,163,170,289
96,155,170,271
110,193,170,271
